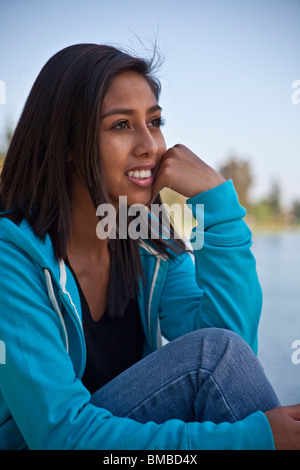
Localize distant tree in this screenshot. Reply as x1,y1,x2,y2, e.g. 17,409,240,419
292,200,300,221
267,179,281,217
219,155,253,208
251,198,277,222
251,179,284,224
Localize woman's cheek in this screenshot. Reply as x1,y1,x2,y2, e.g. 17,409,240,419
157,136,167,162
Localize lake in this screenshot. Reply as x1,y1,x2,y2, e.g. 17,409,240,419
252,230,300,405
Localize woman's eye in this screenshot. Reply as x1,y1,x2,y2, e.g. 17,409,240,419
111,117,166,131
149,117,166,128
112,120,130,130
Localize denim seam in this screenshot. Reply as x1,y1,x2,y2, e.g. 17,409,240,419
209,374,238,421
123,368,207,419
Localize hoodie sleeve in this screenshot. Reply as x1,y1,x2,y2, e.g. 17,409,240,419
159,179,262,353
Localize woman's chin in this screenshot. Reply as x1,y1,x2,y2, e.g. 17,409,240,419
122,188,152,208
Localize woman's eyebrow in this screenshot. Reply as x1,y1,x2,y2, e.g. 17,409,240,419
101,104,162,119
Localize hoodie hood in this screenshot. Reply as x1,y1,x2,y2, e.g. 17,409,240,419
0,217,59,274
0,215,86,375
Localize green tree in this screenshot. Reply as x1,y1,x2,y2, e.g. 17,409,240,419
250,179,284,226
267,179,281,217
219,155,253,208
292,200,300,222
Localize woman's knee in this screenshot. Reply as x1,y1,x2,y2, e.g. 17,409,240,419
173,327,252,355
169,328,256,373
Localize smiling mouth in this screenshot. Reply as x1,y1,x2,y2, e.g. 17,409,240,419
125,167,154,188
126,169,152,179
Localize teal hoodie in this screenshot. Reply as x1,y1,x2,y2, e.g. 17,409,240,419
0,180,275,449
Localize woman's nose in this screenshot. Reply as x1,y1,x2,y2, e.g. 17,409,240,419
132,126,159,158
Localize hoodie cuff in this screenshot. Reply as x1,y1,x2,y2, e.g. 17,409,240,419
186,180,252,246
186,180,246,230
187,411,275,450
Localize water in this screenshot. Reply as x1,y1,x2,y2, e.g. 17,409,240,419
252,230,300,405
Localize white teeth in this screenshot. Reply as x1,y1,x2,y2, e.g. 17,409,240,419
127,169,151,178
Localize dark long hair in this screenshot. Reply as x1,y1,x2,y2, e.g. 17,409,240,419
0,43,186,316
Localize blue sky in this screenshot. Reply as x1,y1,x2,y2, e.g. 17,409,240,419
0,0,299,207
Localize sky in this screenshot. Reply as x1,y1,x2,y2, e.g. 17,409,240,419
0,0,299,207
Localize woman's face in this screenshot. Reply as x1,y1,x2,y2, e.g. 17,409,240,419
99,71,166,207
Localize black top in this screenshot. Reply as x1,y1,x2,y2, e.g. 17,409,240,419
67,263,144,394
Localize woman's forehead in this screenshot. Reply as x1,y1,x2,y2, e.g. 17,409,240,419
102,71,158,111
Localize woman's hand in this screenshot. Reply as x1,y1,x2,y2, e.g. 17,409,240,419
149,144,225,204
264,404,300,450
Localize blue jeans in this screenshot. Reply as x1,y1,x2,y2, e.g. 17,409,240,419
90,328,280,425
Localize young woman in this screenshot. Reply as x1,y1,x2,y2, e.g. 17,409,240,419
0,43,299,450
